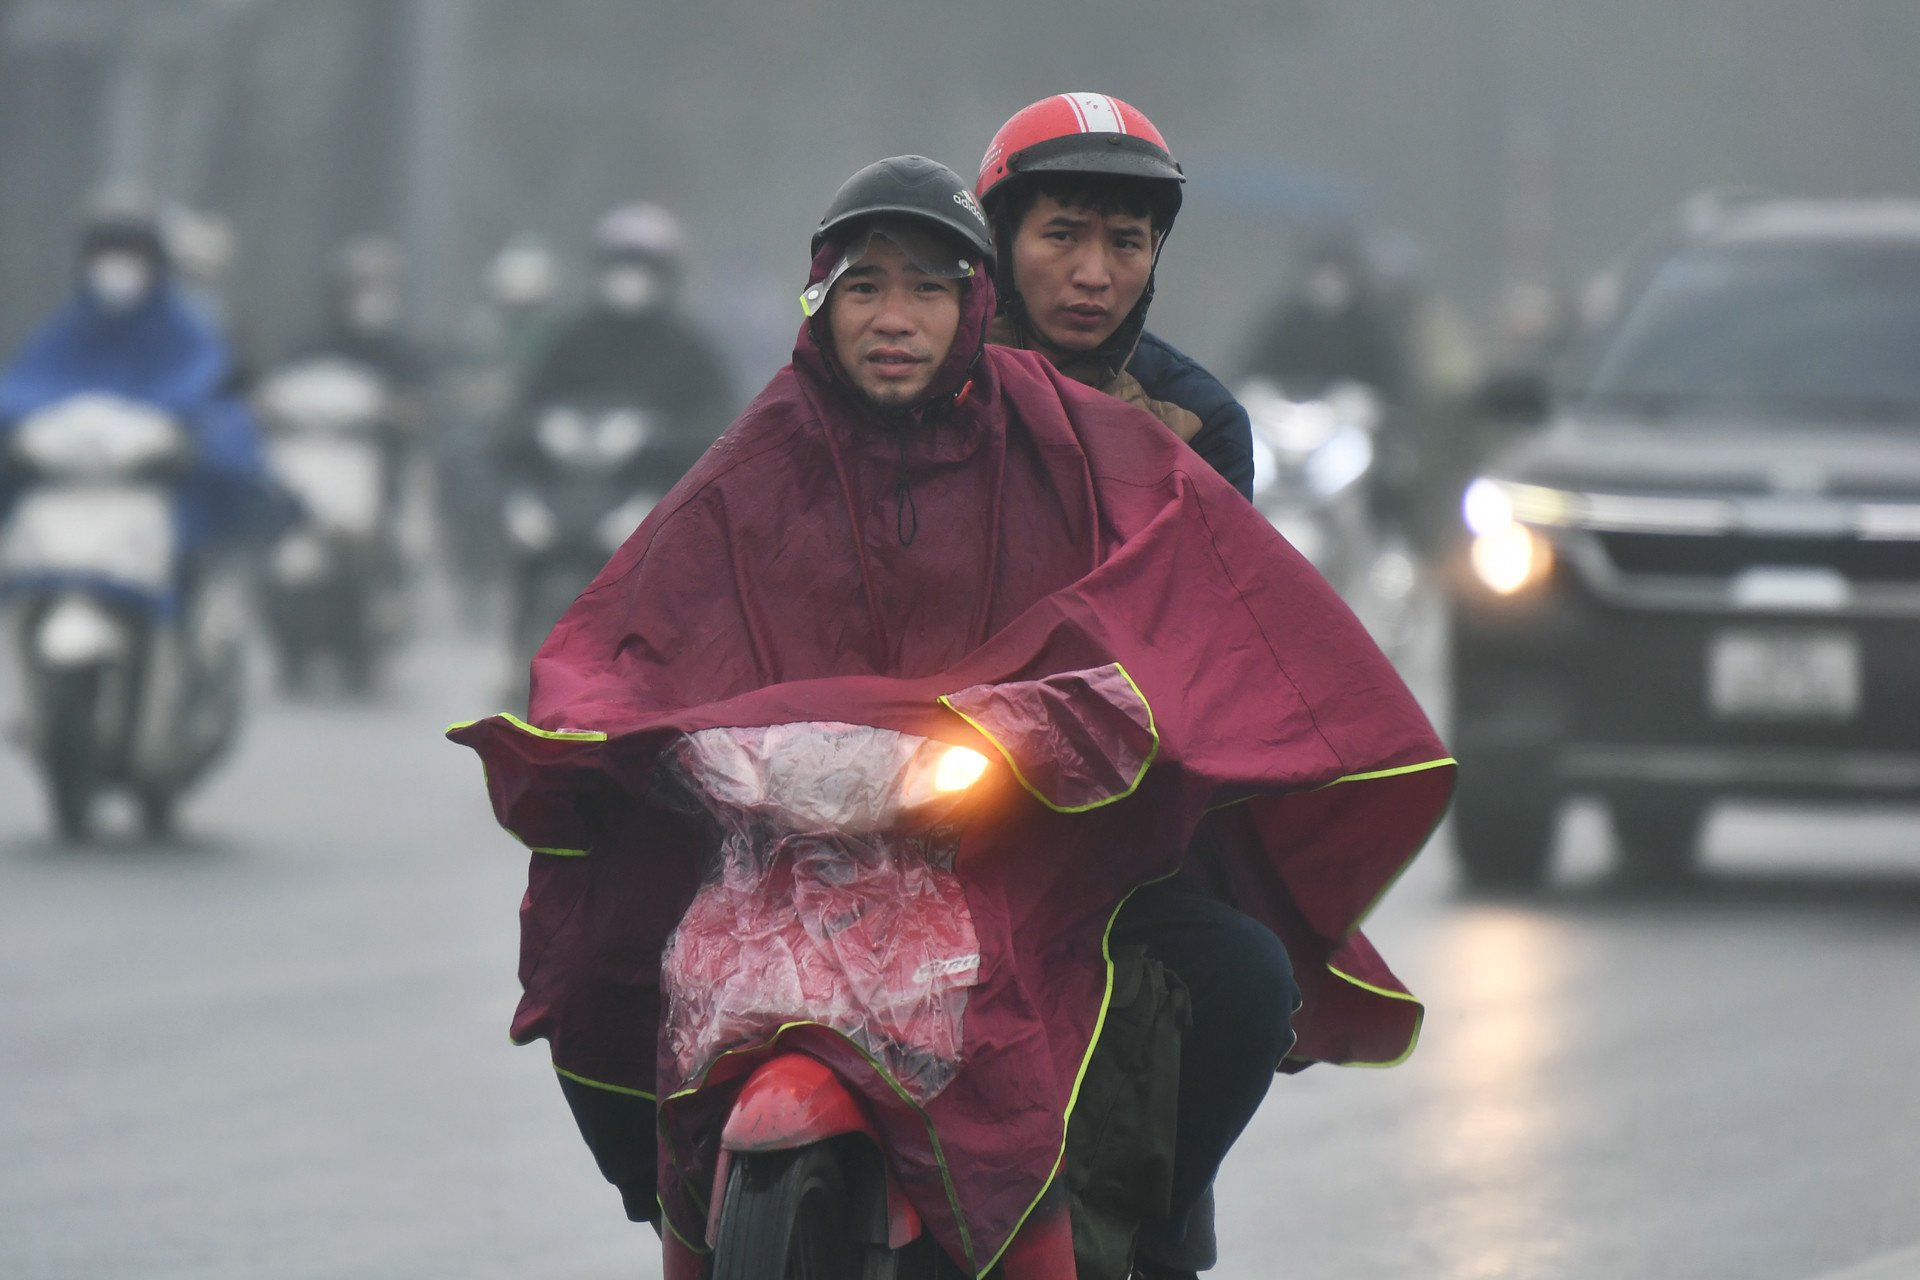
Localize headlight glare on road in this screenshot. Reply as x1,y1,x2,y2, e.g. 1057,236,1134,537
1470,522,1552,595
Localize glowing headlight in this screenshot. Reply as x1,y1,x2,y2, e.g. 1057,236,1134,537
932,745,990,794
1463,477,1515,536
1470,523,1552,595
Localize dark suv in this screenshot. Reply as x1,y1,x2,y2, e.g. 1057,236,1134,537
1449,199,1920,889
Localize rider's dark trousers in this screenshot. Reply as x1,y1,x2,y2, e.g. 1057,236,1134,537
558,878,1300,1238
1110,875,1300,1232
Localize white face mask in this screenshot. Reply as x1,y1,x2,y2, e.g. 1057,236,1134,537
599,263,661,314
489,249,556,307
1304,264,1355,313
347,287,403,334
86,252,154,313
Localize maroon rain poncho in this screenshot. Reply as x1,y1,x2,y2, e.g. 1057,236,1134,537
450,242,1453,1273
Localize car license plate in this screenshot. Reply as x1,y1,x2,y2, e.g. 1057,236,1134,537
1707,629,1860,721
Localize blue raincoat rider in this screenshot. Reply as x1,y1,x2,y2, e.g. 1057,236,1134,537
0,205,291,566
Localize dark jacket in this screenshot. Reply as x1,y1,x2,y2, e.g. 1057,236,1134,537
986,316,1255,501
1129,331,1254,500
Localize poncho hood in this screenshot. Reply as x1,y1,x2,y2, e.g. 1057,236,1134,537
450,301,1451,1271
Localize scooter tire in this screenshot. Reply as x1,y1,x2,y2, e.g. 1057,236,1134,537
137,786,178,842
710,1145,862,1280
43,667,102,844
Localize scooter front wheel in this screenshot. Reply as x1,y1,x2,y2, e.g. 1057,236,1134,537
711,1145,862,1280
42,667,103,843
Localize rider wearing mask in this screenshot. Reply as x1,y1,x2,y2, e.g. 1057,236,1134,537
977,93,1255,500
312,236,428,386
451,157,1449,1279
510,203,734,482
0,200,287,550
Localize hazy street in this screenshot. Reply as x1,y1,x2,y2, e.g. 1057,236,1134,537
2,601,1915,1280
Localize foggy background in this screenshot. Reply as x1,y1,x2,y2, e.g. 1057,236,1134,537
6,0,1920,381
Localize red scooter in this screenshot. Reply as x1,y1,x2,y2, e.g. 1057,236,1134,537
652,721,1083,1280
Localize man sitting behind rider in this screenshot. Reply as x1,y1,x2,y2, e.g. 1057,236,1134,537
978,93,1255,499
984,95,1307,1278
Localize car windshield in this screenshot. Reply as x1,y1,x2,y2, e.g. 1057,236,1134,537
1583,240,1920,420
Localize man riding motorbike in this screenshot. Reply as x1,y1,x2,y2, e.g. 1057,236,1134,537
437,235,565,600
0,199,290,835
976,93,1254,501
450,157,1451,1279
495,205,735,686
255,236,426,691
508,202,734,485
0,201,287,565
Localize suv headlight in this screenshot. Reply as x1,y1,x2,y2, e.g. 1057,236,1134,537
1463,477,1556,594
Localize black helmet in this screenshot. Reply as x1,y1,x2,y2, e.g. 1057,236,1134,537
78,187,168,266
813,155,995,269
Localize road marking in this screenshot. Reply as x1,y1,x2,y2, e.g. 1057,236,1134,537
1808,1244,1920,1280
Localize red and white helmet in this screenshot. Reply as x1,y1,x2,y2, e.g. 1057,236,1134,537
975,92,1185,226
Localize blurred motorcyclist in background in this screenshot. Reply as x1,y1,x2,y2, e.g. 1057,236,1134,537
252,235,427,691
495,203,734,691
976,92,1255,499
303,236,434,450
0,197,286,551
436,235,564,602
161,205,242,331
1241,231,1480,562
0,196,290,836
508,202,733,480
1242,237,1411,404
474,234,563,369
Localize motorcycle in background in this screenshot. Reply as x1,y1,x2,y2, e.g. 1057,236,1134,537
254,355,409,692
1240,376,1424,655
0,394,247,839
501,400,673,681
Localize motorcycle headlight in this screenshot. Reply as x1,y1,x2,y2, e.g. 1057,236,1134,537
667,725,990,836
504,491,557,551
930,744,990,794
1241,377,1377,501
